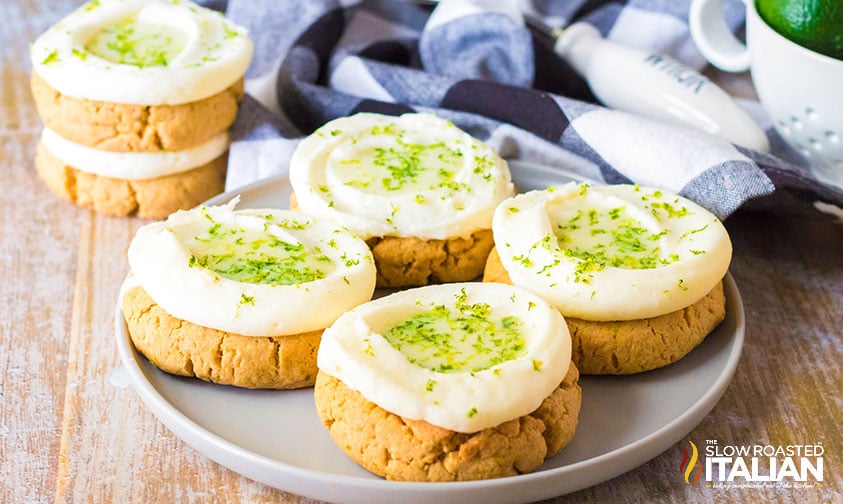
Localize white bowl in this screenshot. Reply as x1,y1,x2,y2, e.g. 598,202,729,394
691,0,843,188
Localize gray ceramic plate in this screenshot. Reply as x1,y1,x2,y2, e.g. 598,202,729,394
115,161,745,504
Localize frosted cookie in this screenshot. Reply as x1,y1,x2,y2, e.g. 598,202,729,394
484,183,732,374
29,0,253,215
315,282,581,481
36,129,227,218
289,112,514,287
122,201,377,389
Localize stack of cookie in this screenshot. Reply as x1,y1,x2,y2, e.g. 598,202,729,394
30,0,253,218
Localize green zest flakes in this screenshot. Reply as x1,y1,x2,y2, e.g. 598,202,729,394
82,0,101,12
222,23,240,40
235,293,255,316
383,290,526,374
41,49,60,65
542,186,695,283
187,215,335,285
85,18,187,68
332,123,477,196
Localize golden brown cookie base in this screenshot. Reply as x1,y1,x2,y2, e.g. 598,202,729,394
314,365,581,482
31,71,244,152
366,231,494,288
289,192,494,288
35,140,226,219
483,247,727,375
122,286,320,390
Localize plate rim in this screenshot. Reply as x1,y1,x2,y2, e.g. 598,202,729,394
116,165,745,503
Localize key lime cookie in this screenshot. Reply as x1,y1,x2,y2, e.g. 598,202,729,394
289,113,514,287
121,201,377,389
314,282,581,481
484,183,732,375
30,0,252,217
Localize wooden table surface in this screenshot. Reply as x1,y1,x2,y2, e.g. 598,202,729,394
2,2,841,503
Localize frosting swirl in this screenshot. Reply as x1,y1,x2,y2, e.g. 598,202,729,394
492,183,732,320
289,113,514,240
31,0,252,105
126,201,377,336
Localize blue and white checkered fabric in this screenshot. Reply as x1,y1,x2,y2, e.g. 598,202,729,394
214,0,843,219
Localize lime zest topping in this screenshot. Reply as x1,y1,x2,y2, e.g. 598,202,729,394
85,18,187,68
234,293,254,317
222,23,240,40
277,219,310,231
425,379,437,392
550,202,682,282
578,183,590,196
608,206,624,220
41,49,60,65
335,123,470,194
187,218,334,285
466,406,478,418
340,252,359,267
383,290,526,374
532,359,543,371
680,224,709,240
649,201,691,221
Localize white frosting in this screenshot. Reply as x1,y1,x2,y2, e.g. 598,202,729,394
492,183,732,321
30,0,253,105
126,200,377,336
289,113,514,240
41,127,228,180
318,282,571,433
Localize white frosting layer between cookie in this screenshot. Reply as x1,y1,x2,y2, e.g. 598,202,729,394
318,282,571,433
31,0,252,105
41,127,228,180
492,183,732,321
127,201,377,336
289,113,514,240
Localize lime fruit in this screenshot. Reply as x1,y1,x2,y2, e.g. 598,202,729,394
756,0,843,60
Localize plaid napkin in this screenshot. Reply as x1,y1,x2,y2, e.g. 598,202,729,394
216,0,843,220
